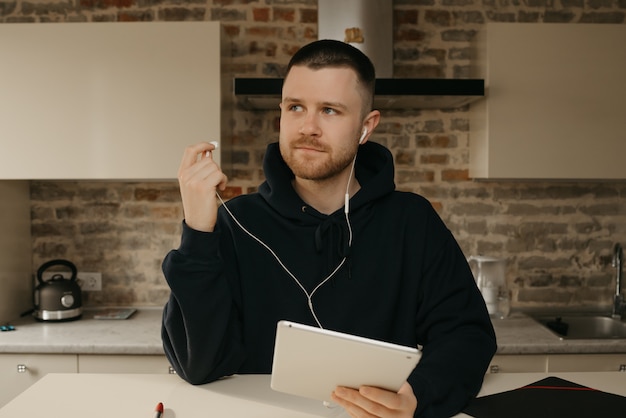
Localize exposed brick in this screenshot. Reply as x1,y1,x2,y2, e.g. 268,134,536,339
79,0,134,8
420,154,449,164
423,48,446,63
425,10,451,26
246,26,280,37
395,150,415,165
449,201,498,216
300,8,316,23
441,169,469,181
394,9,418,25
209,7,245,21
450,118,469,131
221,186,243,200
430,200,443,212
149,206,181,220
452,11,484,24
442,0,474,5
587,0,615,9
396,169,435,183
159,7,205,21
135,186,180,202
395,47,420,61
394,28,427,42
416,134,456,148
544,10,577,23
394,63,445,78
579,12,625,23
222,24,241,37
252,7,270,22
0,1,17,16
448,47,471,60
441,29,477,42
517,11,541,22
273,7,295,22
484,12,516,22
118,10,153,21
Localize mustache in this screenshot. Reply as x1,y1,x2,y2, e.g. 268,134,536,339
292,137,327,150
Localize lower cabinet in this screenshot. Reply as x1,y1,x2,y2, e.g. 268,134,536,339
78,354,174,374
0,354,77,408
547,354,626,372
0,354,172,408
489,353,626,373
488,354,548,373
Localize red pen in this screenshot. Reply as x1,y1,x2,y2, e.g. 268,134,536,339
155,402,164,418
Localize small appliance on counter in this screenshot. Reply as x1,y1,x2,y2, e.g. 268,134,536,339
467,255,510,319
33,259,83,321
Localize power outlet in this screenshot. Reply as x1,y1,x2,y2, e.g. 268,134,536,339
79,272,102,291
41,271,102,291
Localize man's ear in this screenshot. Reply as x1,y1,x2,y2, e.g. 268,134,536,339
359,110,381,144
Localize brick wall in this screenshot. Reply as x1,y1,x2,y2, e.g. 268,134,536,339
5,1,626,310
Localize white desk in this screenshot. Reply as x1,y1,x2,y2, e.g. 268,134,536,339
0,372,625,417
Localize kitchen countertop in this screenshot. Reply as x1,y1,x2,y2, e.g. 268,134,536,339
1,308,625,355
0,307,164,355
492,312,626,354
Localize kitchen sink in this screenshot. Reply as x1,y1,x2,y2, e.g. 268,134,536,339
532,315,626,339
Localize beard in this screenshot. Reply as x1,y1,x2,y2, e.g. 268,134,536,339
280,136,359,181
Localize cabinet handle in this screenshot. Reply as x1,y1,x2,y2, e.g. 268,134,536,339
619,364,626,372
490,365,500,374
168,366,177,375
17,364,27,373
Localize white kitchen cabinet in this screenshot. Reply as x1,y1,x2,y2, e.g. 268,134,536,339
547,354,626,372
0,354,77,407
470,23,626,180
78,354,173,374
488,354,548,373
0,21,224,180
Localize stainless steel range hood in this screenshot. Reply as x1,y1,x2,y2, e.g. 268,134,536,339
233,0,485,110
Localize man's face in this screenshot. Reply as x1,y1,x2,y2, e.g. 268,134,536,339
279,65,365,181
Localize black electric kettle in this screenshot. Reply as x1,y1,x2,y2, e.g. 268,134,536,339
33,259,83,321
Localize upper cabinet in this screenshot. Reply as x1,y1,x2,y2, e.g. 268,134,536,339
469,23,626,180
0,22,224,180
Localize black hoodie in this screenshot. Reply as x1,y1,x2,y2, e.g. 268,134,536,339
162,141,497,418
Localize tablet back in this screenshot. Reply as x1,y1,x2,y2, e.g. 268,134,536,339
270,320,421,402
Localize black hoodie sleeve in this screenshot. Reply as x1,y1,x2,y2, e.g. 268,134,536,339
408,206,497,417
161,221,246,384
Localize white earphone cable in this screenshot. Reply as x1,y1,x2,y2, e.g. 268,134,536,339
214,154,358,329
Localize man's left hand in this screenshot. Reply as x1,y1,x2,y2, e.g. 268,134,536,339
330,381,417,417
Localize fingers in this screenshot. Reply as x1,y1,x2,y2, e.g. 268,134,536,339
177,142,226,232
331,382,417,418
178,141,219,175
331,388,378,417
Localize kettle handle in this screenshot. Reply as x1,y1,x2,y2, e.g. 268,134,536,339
36,259,78,284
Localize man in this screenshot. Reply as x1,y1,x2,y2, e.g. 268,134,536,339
162,39,496,417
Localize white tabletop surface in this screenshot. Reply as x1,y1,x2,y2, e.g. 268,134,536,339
1,372,625,418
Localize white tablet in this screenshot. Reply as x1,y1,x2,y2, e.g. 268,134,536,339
270,320,421,402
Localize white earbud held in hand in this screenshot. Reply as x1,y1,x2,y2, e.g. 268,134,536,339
358,128,368,144
205,141,219,157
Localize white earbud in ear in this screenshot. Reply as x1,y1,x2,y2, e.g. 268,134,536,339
358,128,368,144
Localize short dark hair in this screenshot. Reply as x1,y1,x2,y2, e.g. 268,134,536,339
285,39,376,114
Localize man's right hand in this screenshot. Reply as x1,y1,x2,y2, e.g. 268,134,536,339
177,142,228,232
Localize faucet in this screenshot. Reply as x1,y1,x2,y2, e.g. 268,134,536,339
611,243,625,319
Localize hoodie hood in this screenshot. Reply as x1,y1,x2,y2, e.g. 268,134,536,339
258,141,396,222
